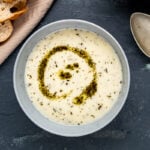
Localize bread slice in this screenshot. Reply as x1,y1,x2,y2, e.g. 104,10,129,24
0,20,13,42
0,0,27,22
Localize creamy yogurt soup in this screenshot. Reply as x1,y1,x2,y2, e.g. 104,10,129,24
25,29,123,125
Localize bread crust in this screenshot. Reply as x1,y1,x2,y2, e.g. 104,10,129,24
2,0,14,3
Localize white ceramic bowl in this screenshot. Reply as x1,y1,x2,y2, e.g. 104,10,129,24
13,19,130,137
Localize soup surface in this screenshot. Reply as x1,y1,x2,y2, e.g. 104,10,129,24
25,29,123,125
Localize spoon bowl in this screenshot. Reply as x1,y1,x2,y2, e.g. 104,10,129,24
130,12,150,57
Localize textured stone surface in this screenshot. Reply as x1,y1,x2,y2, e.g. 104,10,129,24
0,0,150,149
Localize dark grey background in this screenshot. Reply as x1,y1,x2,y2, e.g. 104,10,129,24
0,0,150,149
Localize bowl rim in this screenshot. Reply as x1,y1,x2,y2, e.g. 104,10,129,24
13,19,130,137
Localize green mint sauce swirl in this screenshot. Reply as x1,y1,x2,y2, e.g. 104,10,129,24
38,45,98,105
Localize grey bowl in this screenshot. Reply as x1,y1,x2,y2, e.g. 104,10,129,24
13,19,130,137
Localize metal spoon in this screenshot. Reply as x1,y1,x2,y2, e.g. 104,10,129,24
130,12,150,57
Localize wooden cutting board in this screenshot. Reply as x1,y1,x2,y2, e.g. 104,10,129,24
0,0,54,64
